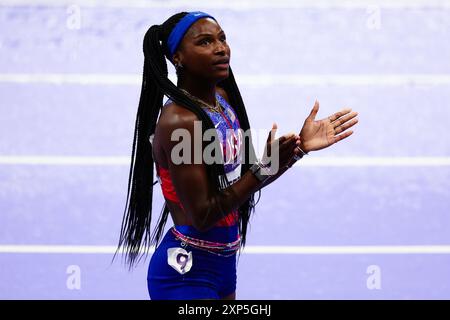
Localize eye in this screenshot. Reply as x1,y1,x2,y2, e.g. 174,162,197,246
199,38,212,46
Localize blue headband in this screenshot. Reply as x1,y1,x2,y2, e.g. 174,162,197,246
167,11,216,60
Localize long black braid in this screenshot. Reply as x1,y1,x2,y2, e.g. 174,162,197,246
117,12,259,267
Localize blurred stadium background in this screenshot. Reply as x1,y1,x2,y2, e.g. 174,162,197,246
1,0,449,299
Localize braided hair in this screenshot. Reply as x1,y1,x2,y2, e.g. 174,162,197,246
117,12,259,267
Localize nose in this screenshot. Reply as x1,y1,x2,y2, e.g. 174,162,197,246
214,40,226,55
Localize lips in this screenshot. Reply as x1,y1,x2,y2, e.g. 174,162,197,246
214,63,229,70
213,60,229,71
213,58,230,66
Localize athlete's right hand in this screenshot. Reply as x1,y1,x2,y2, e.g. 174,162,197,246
262,123,301,174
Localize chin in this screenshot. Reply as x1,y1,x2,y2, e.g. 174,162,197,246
214,70,229,82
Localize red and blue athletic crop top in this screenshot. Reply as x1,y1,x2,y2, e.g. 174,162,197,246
155,92,243,227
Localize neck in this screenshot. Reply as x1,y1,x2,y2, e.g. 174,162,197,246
177,76,217,106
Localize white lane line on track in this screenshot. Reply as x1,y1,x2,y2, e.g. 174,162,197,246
1,245,450,254
2,73,450,87
1,156,450,167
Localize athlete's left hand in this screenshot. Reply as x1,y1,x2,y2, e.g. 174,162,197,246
299,100,358,153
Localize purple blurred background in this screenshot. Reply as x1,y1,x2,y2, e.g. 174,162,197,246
1,0,450,299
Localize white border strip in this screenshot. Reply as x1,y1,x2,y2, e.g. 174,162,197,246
1,0,450,9
0,156,130,166
298,157,450,167
1,245,450,254
0,74,141,86
1,156,450,167
2,74,450,87
239,74,450,87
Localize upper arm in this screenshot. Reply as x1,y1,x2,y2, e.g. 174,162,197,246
158,105,213,228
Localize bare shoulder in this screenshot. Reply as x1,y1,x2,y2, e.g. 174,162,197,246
158,100,199,130
153,101,199,166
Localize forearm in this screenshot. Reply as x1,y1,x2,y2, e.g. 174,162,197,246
258,153,301,190
189,140,303,231
193,170,262,231
257,165,289,190
195,159,299,231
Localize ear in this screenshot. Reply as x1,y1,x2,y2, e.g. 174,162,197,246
172,52,183,65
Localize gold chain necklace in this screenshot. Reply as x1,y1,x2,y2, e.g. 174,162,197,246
180,88,222,113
